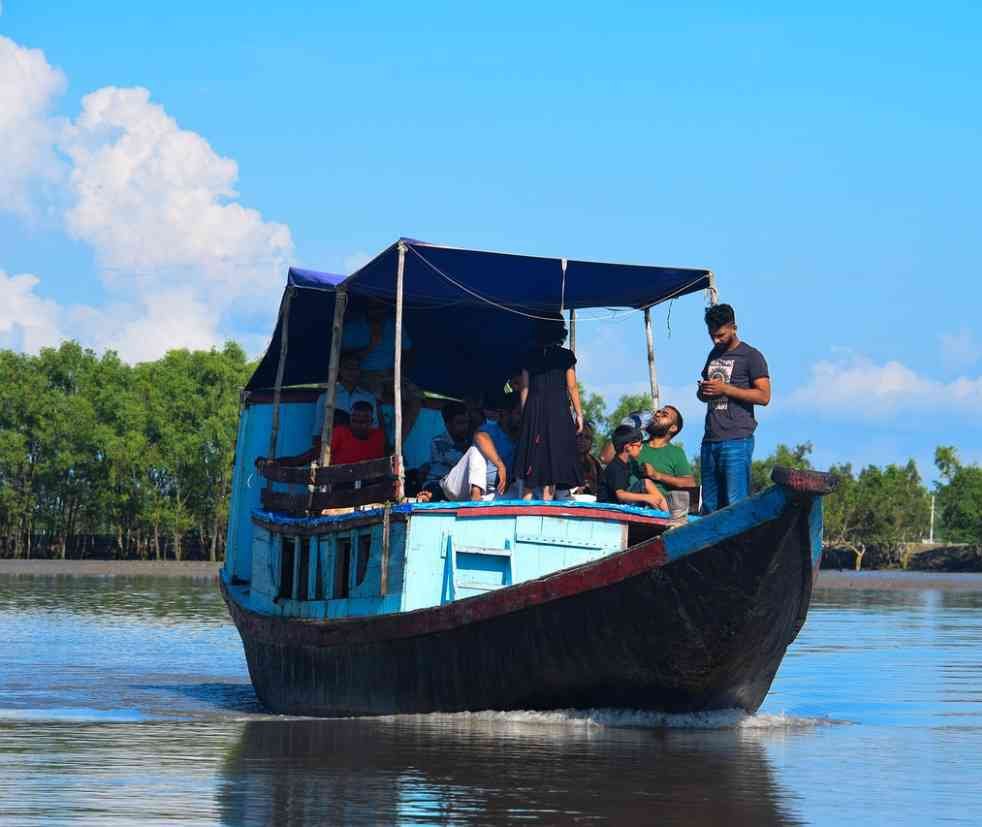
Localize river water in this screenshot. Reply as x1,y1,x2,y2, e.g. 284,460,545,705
1,572,981,826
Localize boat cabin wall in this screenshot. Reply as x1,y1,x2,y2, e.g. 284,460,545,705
401,511,628,611
224,393,320,584
246,521,406,618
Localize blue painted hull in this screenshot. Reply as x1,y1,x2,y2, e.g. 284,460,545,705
222,474,832,716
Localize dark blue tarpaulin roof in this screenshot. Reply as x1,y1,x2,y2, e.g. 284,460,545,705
247,238,713,396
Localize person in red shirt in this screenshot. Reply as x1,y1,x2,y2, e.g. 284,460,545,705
331,400,384,464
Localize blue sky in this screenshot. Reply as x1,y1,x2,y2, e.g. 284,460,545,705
1,2,979,482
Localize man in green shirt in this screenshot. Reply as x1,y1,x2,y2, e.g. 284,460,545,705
637,406,697,496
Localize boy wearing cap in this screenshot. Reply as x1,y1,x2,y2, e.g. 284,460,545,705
598,425,669,511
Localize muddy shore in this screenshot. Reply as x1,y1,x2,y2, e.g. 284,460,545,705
3,559,982,591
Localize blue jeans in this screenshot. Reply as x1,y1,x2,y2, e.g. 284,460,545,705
700,436,754,514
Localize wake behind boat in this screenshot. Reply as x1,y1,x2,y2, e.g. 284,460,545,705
220,238,836,716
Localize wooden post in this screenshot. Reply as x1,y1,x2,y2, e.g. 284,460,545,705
393,241,407,500
266,287,294,481
707,271,719,306
643,307,659,411
380,504,391,596
569,308,576,353
318,287,349,466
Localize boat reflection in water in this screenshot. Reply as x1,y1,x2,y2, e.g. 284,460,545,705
218,714,802,826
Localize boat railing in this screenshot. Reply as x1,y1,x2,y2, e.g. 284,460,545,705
259,455,402,515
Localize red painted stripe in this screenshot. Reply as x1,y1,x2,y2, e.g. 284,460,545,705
424,505,671,526
225,535,668,648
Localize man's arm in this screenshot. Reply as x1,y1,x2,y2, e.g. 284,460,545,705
700,376,771,406
566,368,584,433
599,441,615,465
255,440,319,470
474,430,507,495
642,463,697,490
614,486,669,511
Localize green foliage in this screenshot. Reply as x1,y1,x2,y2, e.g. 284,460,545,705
934,446,982,544
751,442,813,492
0,341,252,560
822,460,932,568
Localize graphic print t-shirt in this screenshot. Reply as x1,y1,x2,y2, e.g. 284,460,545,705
701,342,769,442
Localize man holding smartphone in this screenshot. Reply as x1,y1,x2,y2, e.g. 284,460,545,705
697,304,771,513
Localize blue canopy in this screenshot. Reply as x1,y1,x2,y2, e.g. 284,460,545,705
247,238,712,397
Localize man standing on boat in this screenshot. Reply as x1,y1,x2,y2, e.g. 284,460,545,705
697,304,771,513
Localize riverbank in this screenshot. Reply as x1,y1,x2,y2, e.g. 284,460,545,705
4,559,982,591
0,559,221,579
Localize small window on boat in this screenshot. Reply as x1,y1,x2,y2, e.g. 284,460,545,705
278,537,295,601
313,537,325,601
334,537,351,599
296,537,311,602
355,532,372,586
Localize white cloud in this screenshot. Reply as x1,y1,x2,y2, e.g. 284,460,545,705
0,269,64,352
787,354,982,418
60,86,293,309
939,329,980,371
0,35,67,218
0,35,296,362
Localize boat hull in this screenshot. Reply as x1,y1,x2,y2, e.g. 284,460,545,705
222,487,819,716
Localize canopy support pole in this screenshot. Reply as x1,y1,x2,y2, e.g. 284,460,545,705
266,287,294,485
707,271,719,305
643,307,660,412
393,241,407,500
318,287,349,467
569,308,576,353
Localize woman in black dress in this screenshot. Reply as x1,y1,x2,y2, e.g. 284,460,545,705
514,317,584,500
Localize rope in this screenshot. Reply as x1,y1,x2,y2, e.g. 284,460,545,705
406,244,709,323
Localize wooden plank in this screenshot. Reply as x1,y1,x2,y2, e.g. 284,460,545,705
252,512,407,537
261,481,398,514
314,456,398,485
259,455,398,486
313,481,398,510
454,546,513,557
393,241,406,500
266,287,294,464
318,287,349,466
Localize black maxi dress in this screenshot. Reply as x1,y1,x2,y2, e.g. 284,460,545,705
514,345,584,491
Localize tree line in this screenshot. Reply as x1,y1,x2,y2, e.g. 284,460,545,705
1,345,979,561
0,342,251,560
584,390,982,556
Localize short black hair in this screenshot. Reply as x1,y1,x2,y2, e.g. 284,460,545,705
666,405,683,435
351,400,374,414
333,408,350,426
612,425,643,453
442,400,467,423
534,316,568,346
705,303,735,331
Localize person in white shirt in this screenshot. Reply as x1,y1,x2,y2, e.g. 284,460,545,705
311,353,379,442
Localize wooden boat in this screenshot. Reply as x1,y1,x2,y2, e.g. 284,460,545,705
221,238,836,716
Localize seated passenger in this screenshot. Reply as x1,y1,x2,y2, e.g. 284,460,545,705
379,382,446,472
600,409,653,465
311,353,378,430
330,401,385,465
439,391,522,501
638,406,696,496
573,421,603,497
422,402,472,486
598,425,669,511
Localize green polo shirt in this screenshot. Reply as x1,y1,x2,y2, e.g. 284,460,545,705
637,442,692,495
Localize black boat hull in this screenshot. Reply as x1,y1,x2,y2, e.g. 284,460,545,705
223,483,822,716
